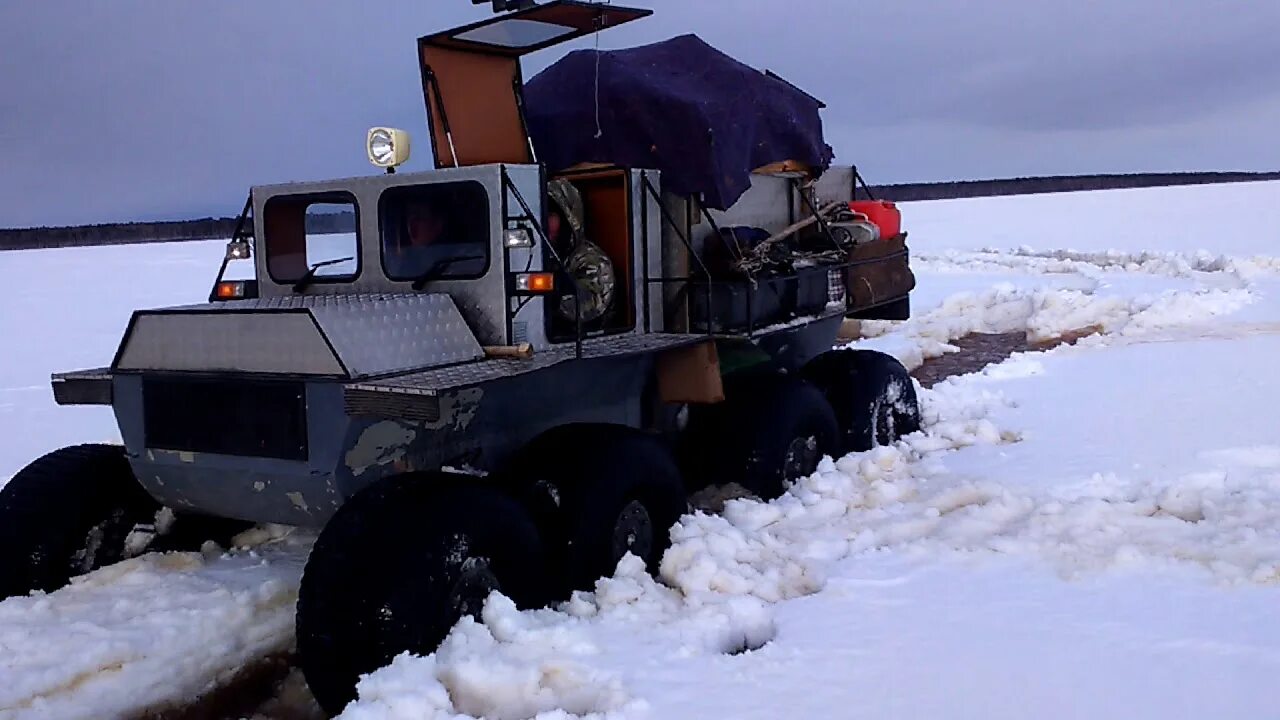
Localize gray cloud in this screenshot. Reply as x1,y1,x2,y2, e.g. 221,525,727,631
1,0,1277,227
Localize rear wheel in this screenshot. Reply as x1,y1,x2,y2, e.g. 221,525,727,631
501,424,687,595
803,349,921,454
295,473,551,716
0,444,161,599
684,375,839,500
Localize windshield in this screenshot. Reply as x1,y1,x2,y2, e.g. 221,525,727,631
380,181,489,282
264,193,360,283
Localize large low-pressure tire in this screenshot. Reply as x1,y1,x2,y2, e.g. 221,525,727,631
685,375,840,500
296,474,551,717
0,443,161,600
501,424,688,595
803,349,922,454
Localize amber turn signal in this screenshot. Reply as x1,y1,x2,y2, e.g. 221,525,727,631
514,272,555,293
215,281,245,299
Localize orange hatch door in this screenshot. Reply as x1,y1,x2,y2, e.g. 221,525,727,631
418,1,651,168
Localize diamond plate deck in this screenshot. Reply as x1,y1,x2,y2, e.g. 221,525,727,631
347,333,705,397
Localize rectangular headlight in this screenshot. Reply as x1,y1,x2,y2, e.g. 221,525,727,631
504,228,533,248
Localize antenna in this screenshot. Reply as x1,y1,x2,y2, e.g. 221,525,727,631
471,0,537,13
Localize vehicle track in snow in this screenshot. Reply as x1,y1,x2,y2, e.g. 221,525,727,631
910,332,1031,388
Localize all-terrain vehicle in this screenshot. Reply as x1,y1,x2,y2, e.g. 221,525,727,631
0,2,920,714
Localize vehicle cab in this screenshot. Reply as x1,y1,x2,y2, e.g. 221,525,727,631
212,1,661,351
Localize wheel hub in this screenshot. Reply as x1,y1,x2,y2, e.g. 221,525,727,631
871,398,898,446
448,556,500,618
611,500,654,566
782,434,820,483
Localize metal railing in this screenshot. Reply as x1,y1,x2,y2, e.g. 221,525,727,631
638,175,910,337
505,167,911,347
501,167,588,358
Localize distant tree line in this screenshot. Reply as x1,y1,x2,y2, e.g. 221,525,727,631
0,216,241,250
0,211,358,251
305,211,357,234
857,171,1280,202
3,172,1278,251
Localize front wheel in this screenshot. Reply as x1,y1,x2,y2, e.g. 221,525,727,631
295,474,552,716
0,444,161,600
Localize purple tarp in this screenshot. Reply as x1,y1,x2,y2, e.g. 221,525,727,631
523,34,833,210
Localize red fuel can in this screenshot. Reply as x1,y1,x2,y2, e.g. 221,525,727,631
849,200,901,240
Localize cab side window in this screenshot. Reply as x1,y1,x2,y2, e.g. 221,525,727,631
263,193,359,283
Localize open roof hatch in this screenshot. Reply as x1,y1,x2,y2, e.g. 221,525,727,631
418,0,651,168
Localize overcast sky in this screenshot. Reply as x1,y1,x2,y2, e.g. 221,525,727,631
2,1,1278,227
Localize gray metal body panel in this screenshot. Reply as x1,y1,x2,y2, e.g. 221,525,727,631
813,167,855,208
114,293,482,380
111,345,674,527
114,376,349,525
335,350,658,510
500,168,658,349
668,168,857,258
118,313,345,376
250,164,539,347
42,163,881,528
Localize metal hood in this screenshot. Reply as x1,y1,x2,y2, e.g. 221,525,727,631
112,293,483,380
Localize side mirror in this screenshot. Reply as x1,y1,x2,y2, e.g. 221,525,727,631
225,237,252,261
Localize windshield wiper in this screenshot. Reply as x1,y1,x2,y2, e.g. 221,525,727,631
293,256,354,293
411,255,484,291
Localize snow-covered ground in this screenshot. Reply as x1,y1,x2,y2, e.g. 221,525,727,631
1,180,1279,719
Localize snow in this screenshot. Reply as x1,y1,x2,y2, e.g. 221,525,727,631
0,243,308,719
906,180,1280,256
340,180,1280,720
0,241,234,484
0,540,307,720
2,180,1280,719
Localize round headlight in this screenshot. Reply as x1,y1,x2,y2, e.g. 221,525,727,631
366,127,411,169
369,129,394,164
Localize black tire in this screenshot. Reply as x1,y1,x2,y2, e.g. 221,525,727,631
0,443,160,599
803,349,921,454
686,375,840,500
296,474,551,716
501,424,687,595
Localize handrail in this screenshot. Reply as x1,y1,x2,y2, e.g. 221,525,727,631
690,195,743,265
790,178,845,254
642,240,910,335
639,175,715,336
208,193,253,303
501,168,586,359
852,165,878,201
639,175,715,282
